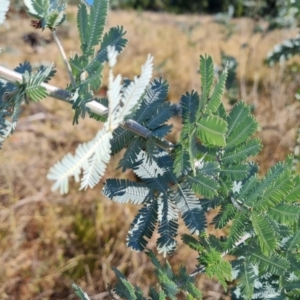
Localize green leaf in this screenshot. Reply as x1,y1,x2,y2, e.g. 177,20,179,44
244,162,286,208
47,10,65,28
23,65,55,102
174,146,190,177
225,115,258,149
220,163,249,180
157,195,178,256
206,68,227,113
118,137,145,171
176,266,202,299
196,115,227,147
285,175,300,203
268,204,300,226
256,171,294,211
226,102,251,138
112,267,137,300
147,102,174,130
187,171,219,198
226,211,249,250
205,248,232,290
242,245,289,275
236,260,256,300
222,138,262,164
89,26,127,66
181,234,202,252
135,77,169,124
84,0,108,56
213,203,237,229
238,175,259,204
32,0,49,16
149,287,166,300
83,61,103,91
199,54,214,102
251,212,277,257
286,229,300,251
77,4,89,54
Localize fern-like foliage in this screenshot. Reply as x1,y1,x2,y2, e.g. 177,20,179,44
100,54,300,299
2,0,300,297
0,62,56,148
48,49,154,193
111,250,202,300
24,0,67,29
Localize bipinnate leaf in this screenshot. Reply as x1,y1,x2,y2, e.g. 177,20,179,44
286,229,300,251
135,77,169,124
149,287,166,300
132,151,168,191
157,195,178,256
48,52,152,194
77,4,89,54
236,260,256,300
222,138,262,164
200,54,214,102
256,171,294,211
176,266,202,299
251,212,276,257
127,200,158,252
196,115,227,147
84,0,108,56
116,55,153,123
226,102,251,137
113,267,137,299
187,171,219,198
268,204,300,226
205,248,232,290
213,203,237,229
226,115,258,149
241,245,289,275
173,186,207,234
174,146,190,177
220,164,249,181
104,179,151,204
94,26,128,63
206,67,228,113
47,129,112,193
181,91,200,127
226,211,249,250
23,65,55,102
285,175,300,202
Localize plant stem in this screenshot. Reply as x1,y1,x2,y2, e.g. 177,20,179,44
52,29,76,89
0,66,174,151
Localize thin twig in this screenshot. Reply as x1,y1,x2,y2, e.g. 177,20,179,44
90,292,110,300
52,29,76,89
0,66,174,151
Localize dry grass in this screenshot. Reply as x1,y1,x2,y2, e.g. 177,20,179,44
0,7,300,300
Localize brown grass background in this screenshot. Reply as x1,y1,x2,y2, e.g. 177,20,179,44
1,6,300,300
